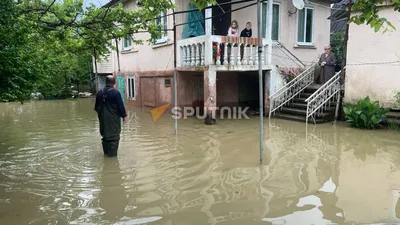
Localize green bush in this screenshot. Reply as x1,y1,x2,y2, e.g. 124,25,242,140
343,96,390,129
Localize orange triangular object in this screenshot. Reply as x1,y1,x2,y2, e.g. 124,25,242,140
150,103,170,123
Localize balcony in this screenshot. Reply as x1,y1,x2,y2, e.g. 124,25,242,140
177,35,272,71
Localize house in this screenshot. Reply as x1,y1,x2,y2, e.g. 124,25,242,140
343,2,400,108
94,0,338,123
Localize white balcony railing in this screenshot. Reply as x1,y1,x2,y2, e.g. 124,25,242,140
177,35,270,68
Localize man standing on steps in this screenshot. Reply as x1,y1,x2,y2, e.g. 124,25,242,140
95,75,127,157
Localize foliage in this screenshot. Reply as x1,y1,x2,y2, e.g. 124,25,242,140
279,67,304,82
212,43,221,60
330,31,344,70
388,120,400,131
343,96,390,129
0,0,215,103
350,0,400,33
0,0,37,102
395,92,400,107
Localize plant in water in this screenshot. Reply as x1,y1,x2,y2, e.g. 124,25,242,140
394,92,400,108
343,96,390,129
388,120,400,131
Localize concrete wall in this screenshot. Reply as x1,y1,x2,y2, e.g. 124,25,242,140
344,7,400,107
177,72,241,109
177,72,203,108
118,71,173,108
217,72,239,108
105,0,190,108
232,0,331,64
99,0,332,109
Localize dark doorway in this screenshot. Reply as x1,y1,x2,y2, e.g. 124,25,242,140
238,72,265,113
200,0,231,35
212,0,231,35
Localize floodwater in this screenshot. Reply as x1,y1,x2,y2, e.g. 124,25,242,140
1,99,400,225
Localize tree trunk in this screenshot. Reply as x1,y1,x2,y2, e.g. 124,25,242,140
341,0,352,85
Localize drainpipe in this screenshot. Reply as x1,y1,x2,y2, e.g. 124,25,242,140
115,38,121,73
341,0,352,85
257,0,264,164
115,38,124,104
267,0,273,67
94,48,98,93
173,10,178,136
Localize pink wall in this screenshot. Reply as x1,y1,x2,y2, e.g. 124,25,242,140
177,71,203,108
217,72,239,108
177,71,240,109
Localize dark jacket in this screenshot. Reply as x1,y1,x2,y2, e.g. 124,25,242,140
95,86,127,140
240,28,252,38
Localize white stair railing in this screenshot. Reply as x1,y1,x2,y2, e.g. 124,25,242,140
269,64,316,118
305,70,343,124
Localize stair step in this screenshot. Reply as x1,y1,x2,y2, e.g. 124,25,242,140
273,112,326,124
288,102,308,109
387,119,400,125
293,97,308,103
387,111,400,119
303,85,320,93
288,102,337,109
300,92,313,98
281,107,307,116
281,106,333,117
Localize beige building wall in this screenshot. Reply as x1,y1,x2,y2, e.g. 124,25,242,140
232,0,331,65
344,7,400,107
111,0,332,74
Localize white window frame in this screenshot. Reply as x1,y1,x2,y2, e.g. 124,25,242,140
122,36,132,51
155,11,168,44
296,6,315,46
271,2,280,41
126,76,136,100
261,2,280,41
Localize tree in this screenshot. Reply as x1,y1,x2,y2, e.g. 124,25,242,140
1,0,214,103
350,0,400,32
330,31,345,71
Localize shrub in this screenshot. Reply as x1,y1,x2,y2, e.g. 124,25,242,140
394,92,400,108
343,96,390,129
279,67,304,82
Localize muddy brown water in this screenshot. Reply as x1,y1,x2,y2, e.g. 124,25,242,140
1,98,400,225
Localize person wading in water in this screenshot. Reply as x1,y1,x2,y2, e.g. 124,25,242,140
94,75,127,157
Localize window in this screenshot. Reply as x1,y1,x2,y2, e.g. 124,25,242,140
164,78,171,87
297,7,314,45
127,77,136,100
262,3,280,41
123,36,132,51
155,11,168,44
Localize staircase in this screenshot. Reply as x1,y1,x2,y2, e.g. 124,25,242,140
273,84,338,123
269,64,343,124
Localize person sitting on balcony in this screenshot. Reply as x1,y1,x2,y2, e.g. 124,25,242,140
240,22,252,38
227,20,239,37
318,45,337,84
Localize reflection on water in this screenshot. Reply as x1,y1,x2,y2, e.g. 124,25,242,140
1,99,400,224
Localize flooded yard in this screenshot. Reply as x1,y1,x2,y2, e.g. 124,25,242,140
1,98,400,225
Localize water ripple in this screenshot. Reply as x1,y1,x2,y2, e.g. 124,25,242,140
1,99,400,224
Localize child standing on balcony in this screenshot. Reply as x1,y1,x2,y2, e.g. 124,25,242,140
240,22,252,60
226,20,239,64
227,20,239,37
240,22,252,37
